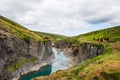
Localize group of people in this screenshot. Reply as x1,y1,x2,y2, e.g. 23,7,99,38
93,37,109,42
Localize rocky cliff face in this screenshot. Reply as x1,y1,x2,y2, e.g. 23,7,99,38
0,30,54,80
54,41,104,64
72,42,104,63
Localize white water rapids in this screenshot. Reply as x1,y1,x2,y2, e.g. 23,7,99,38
51,48,71,73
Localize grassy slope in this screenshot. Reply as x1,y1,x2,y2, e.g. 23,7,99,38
34,31,67,41
69,26,120,43
34,26,120,80
77,26,120,42
7,57,38,72
0,16,44,42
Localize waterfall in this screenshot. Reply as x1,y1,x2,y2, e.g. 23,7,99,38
52,47,58,60
51,47,70,73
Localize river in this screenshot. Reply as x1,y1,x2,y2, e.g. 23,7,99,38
19,48,70,80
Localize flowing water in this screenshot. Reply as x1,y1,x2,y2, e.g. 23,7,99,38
19,48,70,80
51,48,70,73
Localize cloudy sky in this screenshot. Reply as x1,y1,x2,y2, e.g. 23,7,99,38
0,0,120,36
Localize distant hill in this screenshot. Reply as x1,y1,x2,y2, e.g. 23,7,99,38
34,31,67,41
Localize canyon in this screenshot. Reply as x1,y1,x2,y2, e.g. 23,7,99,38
0,16,120,80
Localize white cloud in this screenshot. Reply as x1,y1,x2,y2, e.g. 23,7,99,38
0,0,120,36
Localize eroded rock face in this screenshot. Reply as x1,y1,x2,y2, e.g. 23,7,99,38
54,41,104,64
73,42,104,63
0,30,53,80
55,41,75,49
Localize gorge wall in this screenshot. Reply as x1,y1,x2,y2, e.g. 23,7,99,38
0,30,54,80
54,41,104,64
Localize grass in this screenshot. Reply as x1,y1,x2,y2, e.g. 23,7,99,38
7,57,38,72
63,26,120,45
0,16,44,42
76,26,120,42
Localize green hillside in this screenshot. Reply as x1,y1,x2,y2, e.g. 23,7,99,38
34,26,120,80
34,31,67,41
0,16,67,42
64,26,120,45
76,26,120,42
0,16,44,42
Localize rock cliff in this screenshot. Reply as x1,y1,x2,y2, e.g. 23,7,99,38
0,16,54,80
54,41,104,64
0,30,54,80
72,42,104,63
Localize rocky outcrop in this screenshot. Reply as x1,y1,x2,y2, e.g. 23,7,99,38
72,42,104,63
54,41,75,49
0,30,54,80
54,41,104,64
